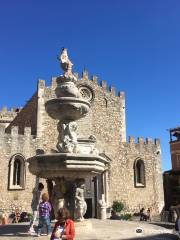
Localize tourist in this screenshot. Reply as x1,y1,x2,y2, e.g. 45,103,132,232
37,192,52,237
0,212,8,225
146,208,151,221
14,207,21,223
50,207,75,240
110,210,121,220
140,208,147,221
28,182,44,234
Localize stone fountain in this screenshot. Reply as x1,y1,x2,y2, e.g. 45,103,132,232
28,48,109,221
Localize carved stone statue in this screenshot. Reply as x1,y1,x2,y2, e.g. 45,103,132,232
57,48,77,82
51,178,66,218
74,179,87,221
57,121,78,153
98,194,107,220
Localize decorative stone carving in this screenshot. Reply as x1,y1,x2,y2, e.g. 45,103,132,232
75,179,87,221
55,80,80,98
98,194,107,220
88,135,99,154
57,48,77,82
51,178,66,218
57,121,78,153
78,85,94,102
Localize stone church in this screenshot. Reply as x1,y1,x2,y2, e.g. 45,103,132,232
0,61,164,217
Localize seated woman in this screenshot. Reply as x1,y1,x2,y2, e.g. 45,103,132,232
110,210,121,220
140,208,148,221
14,207,21,223
50,207,75,240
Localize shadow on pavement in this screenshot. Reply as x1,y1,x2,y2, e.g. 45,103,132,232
149,222,175,230
125,233,179,240
0,223,179,240
0,224,30,237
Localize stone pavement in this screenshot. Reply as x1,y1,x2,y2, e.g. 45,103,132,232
0,219,178,240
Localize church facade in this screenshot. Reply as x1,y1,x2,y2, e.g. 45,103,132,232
0,70,164,217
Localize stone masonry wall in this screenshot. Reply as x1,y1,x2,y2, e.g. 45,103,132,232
34,73,164,215
0,107,18,128
108,137,164,214
6,93,38,135
0,125,37,213
0,72,164,216
35,72,126,153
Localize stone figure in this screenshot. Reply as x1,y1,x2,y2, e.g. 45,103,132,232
88,135,99,154
74,179,87,221
98,194,107,220
58,48,77,82
51,178,66,218
57,121,78,153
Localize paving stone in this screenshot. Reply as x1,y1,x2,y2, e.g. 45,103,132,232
0,220,178,240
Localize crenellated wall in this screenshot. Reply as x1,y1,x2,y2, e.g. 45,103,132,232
0,69,164,216
0,107,20,128
31,73,163,215
35,71,126,153
6,93,38,135
0,125,37,213
108,136,164,214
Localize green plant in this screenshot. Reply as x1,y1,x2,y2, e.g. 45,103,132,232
120,213,132,220
27,213,33,221
112,201,124,213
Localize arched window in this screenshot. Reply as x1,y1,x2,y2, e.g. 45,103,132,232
13,159,21,185
9,154,26,190
134,159,145,187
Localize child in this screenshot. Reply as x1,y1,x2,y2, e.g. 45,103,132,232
37,193,52,237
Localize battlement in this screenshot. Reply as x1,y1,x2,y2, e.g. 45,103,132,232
0,125,34,137
0,125,36,158
0,106,21,116
0,107,21,126
37,79,46,88
80,70,122,97
128,136,160,146
43,70,125,99
0,126,34,152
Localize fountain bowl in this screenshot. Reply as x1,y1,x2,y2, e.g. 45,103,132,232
45,97,90,121
28,153,109,179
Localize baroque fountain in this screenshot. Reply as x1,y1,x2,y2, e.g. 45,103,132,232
28,48,109,221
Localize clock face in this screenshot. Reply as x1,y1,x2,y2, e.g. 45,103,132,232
78,85,94,102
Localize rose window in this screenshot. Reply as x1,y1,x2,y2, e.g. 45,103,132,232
78,86,94,102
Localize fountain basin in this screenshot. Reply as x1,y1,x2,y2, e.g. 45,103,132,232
28,153,109,179
45,97,90,121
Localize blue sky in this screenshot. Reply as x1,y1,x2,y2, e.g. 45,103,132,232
0,0,179,171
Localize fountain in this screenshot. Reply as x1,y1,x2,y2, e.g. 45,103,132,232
28,48,109,221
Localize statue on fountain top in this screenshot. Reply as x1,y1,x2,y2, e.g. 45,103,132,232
57,48,77,82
